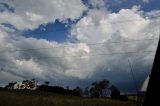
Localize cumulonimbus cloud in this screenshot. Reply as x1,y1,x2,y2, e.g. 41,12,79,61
0,0,159,91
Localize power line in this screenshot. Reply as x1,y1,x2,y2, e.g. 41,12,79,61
2,50,154,61
0,38,158,53
6,15,160,38
0,12,159,88
0,50,155,86
0,50,155,72
46,50,154,59
0,12,159,39
0,15,158,53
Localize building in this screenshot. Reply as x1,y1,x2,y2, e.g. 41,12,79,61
13,80,37,90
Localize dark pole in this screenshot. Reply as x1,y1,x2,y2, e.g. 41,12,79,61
143,36,160,106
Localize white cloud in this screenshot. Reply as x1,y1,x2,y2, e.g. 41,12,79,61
0,0,86,30
143,0,149,3
69,8,152,43
26,12,44,22
0,71,23,87
146,10,160,19
68,6,159,88
0,28,96,85
0,0,159,90
88,0,107,8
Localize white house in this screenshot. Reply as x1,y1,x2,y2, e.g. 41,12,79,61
13,80,37,90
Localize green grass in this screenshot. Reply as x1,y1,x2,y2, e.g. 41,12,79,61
128,96,138,103
0,90,136,106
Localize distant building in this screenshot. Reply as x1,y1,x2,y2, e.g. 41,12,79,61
13,80,37,90
102,89,112,97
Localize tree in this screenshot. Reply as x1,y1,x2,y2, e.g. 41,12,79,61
84,87,89,97
90,87,100,97
73,86,82,96
110,85,120,100
5,82,17,89
44,81,50,86
66,86,69,90
90,79,110,97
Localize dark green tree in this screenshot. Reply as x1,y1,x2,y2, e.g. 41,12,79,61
73,86,82,96
84,87,89,96
110,85,120,100
5,82,17,89
44,81,50,86
90,79,110,97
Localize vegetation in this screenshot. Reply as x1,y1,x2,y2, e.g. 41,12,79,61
110,85,121,100
0,89,135,106
0,79,138,106
128,95,138,103
90,79,110,97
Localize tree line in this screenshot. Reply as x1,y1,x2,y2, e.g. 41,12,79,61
3,79,128,101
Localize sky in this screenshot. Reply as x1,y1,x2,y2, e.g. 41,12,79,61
0,0,160,92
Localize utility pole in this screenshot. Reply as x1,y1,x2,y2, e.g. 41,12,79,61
128,59,139,93
143,35,160,106
128,59,140,106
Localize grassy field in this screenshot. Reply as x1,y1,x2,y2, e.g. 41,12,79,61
0,90,136,106
128,95,138,103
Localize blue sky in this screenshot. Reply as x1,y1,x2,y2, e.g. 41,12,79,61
107,0,160,12
20,0,160,43
23,20,68,42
